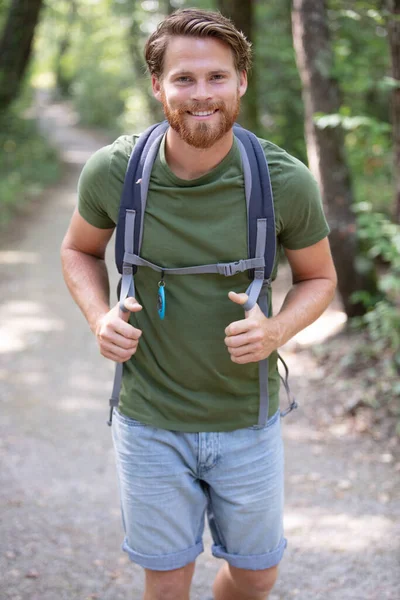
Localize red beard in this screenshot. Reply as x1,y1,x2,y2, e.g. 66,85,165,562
160,90,241,149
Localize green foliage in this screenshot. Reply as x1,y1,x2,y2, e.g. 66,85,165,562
315,107,393,213
0,101,59,228
351,203,400,373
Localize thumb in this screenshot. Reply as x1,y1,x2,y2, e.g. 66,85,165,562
119,297,142,321
228,290,259,318
228,290,249,307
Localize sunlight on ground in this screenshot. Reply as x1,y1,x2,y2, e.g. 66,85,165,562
67,372,115,393
57,395,105,412
0,251,39,265
286,309,347,348
284,511,393,552
0,301,65,353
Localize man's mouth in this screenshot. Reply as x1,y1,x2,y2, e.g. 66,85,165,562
187,109,218,117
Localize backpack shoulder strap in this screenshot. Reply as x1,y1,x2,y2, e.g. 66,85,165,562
233,125,276,282
115,121,169,274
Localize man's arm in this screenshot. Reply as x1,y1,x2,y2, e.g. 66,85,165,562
61,208,142,363
224,237,337,363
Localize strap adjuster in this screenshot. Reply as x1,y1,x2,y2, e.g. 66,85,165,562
122,264,133,276
217,260,246,277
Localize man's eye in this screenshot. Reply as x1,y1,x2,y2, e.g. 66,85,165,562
177,76,191,83
212,74,225,80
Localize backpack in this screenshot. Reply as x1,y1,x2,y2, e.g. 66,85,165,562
107,121,297,426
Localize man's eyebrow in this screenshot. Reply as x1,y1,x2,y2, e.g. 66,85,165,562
171,69,232,77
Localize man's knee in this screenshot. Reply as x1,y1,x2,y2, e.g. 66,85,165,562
228,564,279,597
144,562,195,600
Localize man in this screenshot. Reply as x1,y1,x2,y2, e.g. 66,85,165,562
61,8,337,600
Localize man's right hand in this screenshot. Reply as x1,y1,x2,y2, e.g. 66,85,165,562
95,297,143,363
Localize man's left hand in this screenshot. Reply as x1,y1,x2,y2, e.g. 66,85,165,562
224,291,281,364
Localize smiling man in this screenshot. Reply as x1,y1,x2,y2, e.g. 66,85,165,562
61,8,337,600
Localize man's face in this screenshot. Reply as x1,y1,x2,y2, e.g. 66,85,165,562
152,36,247,149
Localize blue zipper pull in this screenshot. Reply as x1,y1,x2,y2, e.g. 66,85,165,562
157,272,166,320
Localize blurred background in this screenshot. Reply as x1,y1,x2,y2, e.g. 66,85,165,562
0,2,399,599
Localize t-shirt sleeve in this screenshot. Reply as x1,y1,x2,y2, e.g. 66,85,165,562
77,145,116,229
277,158,330,250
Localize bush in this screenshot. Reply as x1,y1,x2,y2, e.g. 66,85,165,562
349,203,400,428
0,107,59,228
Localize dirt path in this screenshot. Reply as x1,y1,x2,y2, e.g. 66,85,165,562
0,95,398,600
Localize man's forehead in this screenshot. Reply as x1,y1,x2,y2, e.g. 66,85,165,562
162,35,236,70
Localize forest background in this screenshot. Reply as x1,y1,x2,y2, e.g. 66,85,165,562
0,0,399,435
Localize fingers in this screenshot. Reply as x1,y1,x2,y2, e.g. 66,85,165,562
114,320,142,341
226,340,264,361
230,352,257,364
100,339,140,363
225,319,250,337
96,298,143,362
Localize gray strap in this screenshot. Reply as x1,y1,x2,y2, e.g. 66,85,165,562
119,210,136,313
123,252,264,276
257,286,270,426
139,134,165,250
243,277,265,312
236,137,252,217
243,218,268,311
108,213,137,425
125,209,135,254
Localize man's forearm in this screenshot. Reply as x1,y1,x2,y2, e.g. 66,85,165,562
61,248,111,334
272,278,337,347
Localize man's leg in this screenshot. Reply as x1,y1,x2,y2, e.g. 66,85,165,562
202,411,285,600
144,562,196,600
112,410,207,596
213,563,278,600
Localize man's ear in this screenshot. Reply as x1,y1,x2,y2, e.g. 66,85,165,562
152,75,162,102
238,70,248,98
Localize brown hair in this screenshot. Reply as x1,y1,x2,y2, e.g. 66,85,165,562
144,8,252,79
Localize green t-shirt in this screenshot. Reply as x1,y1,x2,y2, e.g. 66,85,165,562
78,133,329,432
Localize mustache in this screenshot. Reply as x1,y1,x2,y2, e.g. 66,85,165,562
177,101,225,114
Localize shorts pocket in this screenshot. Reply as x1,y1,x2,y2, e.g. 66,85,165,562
247,410,280,431
114,408,147,428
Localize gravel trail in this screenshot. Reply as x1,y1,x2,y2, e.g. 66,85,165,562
0,95,398,600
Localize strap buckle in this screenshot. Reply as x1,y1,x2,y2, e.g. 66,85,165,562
280,399,298,418
107,396,119,426
217,260,246,277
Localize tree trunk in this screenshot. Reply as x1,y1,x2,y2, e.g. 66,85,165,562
387,0,400,222
217,0,259,133
291,0,376,317
0,0,44,113
55,0,78,97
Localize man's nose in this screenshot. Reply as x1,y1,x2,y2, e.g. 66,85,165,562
192,80,212,102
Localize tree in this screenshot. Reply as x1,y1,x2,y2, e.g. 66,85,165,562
217,0,260,133
291,0,376,317
387,0,400,221
0,0,44,113
54,0,78,96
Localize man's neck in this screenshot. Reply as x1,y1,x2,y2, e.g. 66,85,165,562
164,128,234,180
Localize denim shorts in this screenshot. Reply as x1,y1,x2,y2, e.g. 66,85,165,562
111,408,286,572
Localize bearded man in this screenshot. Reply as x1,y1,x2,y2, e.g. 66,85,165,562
61,8,336,600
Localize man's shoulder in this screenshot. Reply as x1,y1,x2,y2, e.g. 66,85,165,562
102,133,141,167
256,136,308,175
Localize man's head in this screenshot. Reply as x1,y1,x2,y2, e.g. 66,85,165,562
145,8,252,80
145,9,252,149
